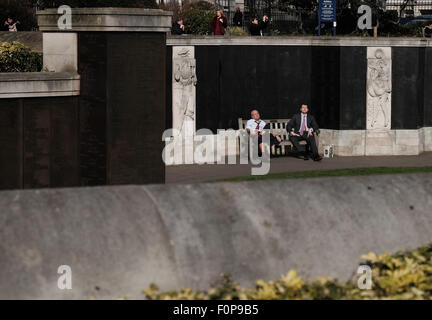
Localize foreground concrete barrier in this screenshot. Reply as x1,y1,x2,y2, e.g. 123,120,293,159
1,173,432,299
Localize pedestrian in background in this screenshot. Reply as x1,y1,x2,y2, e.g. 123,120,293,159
172,18,185,35
233,7,243,27
211,10,227,36
4,17,19,32
249,15,269,36
260,15,270,35
424,23,432,38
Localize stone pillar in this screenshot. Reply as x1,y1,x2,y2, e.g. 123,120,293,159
365,47,393,156
42,33,77,72
37,8,172,185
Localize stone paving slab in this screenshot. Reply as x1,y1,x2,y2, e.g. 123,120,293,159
166,152,432,184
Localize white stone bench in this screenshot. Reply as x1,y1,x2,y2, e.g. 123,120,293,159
238,118,319,156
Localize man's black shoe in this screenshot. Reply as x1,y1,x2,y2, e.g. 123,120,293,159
313,156,323,161
304,155,309,161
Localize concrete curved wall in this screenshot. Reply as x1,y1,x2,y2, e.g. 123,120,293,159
1,173,432,299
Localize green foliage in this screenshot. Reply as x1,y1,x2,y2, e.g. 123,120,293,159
144,243,432,300
0,41,42,72
186,0,215,11
160,0,215,35
181,1,216,35
0,0,38,31
184,8,214,35
38,0,157,9
228,27,248,36
277,0,421,36
159,1,182,22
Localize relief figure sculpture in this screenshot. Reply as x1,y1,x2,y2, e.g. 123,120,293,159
173,48,197,135
367,48,392,129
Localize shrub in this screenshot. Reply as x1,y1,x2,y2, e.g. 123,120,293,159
185,8,214,35
161,0,216,35
144,243,432,300
0,42,42,72
183,1,215,35
38,0,157,9
229,27,248,36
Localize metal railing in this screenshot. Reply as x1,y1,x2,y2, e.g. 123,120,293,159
215,0,300,32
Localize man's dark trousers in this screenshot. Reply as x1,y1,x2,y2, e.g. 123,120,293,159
289,133,319,158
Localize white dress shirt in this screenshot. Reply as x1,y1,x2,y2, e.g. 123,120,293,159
246,119,266,132
299,114,313,133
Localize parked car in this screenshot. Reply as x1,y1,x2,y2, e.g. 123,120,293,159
400,15,432,26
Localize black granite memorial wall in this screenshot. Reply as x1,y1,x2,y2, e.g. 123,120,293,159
0,9,170,190
166,45,368,132
166,45,173,132
339,46,367,130
167,44,430,132
423,48,432,127
0,96,79,190
392,47,425,129
78,32,166,186
0,32,166,190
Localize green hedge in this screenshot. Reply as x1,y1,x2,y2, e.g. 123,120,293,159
0,42,42,72
38,0,157,9
144,243,432,300
160,0,215,35
185,8,214,35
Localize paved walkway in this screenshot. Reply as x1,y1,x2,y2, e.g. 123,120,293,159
166,152,432,184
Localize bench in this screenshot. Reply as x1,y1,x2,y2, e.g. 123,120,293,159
238,118,319,156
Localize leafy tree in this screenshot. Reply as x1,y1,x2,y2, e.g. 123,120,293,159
339,0,400,35
279,0,319,32
160,0,216,35
278,0,403,35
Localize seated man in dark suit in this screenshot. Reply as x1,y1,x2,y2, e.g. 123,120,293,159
287,104,322,161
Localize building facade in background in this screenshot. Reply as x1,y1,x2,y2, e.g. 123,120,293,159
386,0,432,16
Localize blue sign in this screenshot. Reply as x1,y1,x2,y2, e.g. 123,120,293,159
318,0,337,36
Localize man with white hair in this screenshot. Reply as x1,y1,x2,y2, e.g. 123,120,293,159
246,109,282,154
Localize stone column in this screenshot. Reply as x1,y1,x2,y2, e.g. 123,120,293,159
37,8,172,185
365,47,393,156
